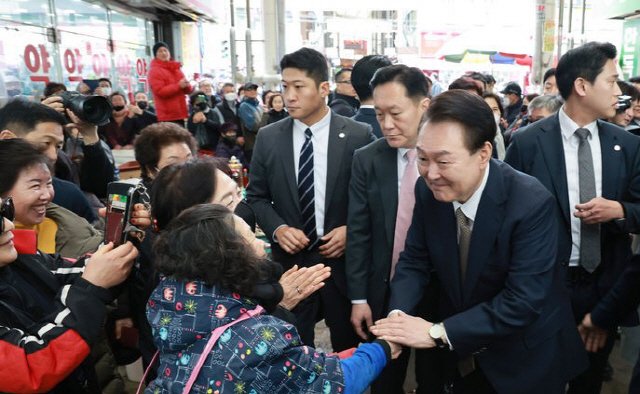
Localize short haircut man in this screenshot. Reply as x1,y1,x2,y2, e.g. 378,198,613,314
349,55,393,138
506,41,640,394
248,47,374,352
372,90,588,393
448,77,482,95
527,94,563,122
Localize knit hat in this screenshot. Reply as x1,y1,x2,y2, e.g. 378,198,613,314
153,42,169,57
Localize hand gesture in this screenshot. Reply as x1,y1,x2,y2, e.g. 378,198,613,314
274,225,309,254
65,109,99,145
41,96,65,113
387,340,403,359
319,225,346,258
278,264,331,310
578,313,608,353
351,303,373,340
370,312,436,349
193,111,207,123
179,78,190,89
128,104,142,116
81,242,138,289
574,197,625,224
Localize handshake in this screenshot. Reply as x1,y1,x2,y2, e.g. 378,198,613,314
353,304,446,359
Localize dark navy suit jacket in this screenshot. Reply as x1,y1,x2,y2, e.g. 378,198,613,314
389,160,587,393
352,107,382,139
505,114,640,325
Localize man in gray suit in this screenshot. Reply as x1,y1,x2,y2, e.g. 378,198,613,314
247,48,374,351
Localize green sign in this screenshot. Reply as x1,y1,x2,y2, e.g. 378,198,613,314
621,19,640,79
594,0,640,19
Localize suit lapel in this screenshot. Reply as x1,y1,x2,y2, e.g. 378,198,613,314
279,118,300,214
373,142,399,247
463,160,506,305
598,121,622,200
325,113,347,214
538,114,570,226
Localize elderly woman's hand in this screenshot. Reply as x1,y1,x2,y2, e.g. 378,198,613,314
278,264,331,310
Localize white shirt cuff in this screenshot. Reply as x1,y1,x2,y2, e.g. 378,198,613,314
441,322,453,350
351,299,367,304
387,309,403,317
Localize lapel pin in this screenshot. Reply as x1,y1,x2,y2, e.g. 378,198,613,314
614,145,621,151
339,133,345,138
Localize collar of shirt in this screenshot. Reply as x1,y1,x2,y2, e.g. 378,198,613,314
559,105,598,141
293,108,331,135
452,163,490,223
398,147,410,160
360,104,375,109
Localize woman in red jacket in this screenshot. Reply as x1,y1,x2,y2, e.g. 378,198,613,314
148,42,193,125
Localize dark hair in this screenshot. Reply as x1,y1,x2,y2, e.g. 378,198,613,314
134,90,148,98
0,98,66,137
629,76,640,84
221,82,235,91
43,82,66,98
448,77,483,95
370,64,431,101
484,74,496,84
134,122,198,180
268,93,283,108
618,80,640,102
220,122,239,135
351,55,393,102
153,204,261,294
0,139,50,196
467,72,487,90
279,47,329,87
98,78,112,87
150,157,223,230
525,93,540,103
334,67,352,83
109,91,127,103
190,90,207,106
482,92,505,117
261,90,273,105
425,90,496,154
556,42,617,100
543,68,556,83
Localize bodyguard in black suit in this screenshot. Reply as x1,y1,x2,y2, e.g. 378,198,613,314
247,48,374,351
505,42,640,394
347,65,437,393
349,55,393,139
371,90,587,394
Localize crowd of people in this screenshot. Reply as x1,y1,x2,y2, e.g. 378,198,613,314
3,38,640,394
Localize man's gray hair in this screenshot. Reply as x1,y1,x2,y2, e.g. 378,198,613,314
528,94,563,114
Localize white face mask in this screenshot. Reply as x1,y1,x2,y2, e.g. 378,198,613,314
101,87,112,96
502,96,511,108
224,92,237,102
494,113,501,126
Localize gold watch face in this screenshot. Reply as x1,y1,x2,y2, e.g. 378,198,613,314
430,324,445,339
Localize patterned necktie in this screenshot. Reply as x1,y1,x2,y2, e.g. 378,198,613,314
391,149,418,279
456,207,471,283
298,128,318,249
575,128,600,272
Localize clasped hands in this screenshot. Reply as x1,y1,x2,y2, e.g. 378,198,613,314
274,225,346,258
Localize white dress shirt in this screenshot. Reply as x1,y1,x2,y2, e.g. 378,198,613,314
292,109,331,238
452,163,491,234
558,106,602,267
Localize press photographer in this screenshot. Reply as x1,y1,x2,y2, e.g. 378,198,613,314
187,90,223,151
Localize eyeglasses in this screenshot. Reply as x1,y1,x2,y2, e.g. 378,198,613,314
0,198,15,233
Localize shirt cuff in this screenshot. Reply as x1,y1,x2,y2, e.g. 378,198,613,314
387,309,403,317
351,299,367,305
442,322,454,350
272,224,287,244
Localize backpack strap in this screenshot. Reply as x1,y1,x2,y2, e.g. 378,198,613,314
136,350,159,394
182,305,265,394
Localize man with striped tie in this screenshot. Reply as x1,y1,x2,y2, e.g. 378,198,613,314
247,47,375,351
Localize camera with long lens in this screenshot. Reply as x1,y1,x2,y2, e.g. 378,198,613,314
616,95,632,114
57,91,113,126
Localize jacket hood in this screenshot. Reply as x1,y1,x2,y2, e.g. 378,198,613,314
147,277,260,353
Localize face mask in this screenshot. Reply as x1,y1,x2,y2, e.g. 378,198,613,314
113,105,125,111
520,104,528,114
197,102,208,111
225,92,237,102
137,101,148,110
101,87,112,95
502,96,510,108
494,113,501,126
223,135,237,144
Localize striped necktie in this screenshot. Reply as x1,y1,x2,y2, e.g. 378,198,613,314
298,128,318,249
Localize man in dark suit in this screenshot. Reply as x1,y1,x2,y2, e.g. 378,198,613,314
504,41,640,394
371,90,587,394
346,64,438,393
247,48,374,351
350,55,393,138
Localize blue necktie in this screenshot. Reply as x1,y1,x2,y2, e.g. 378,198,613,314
298,128,318,249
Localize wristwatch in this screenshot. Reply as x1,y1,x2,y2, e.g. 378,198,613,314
429,323,447,348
